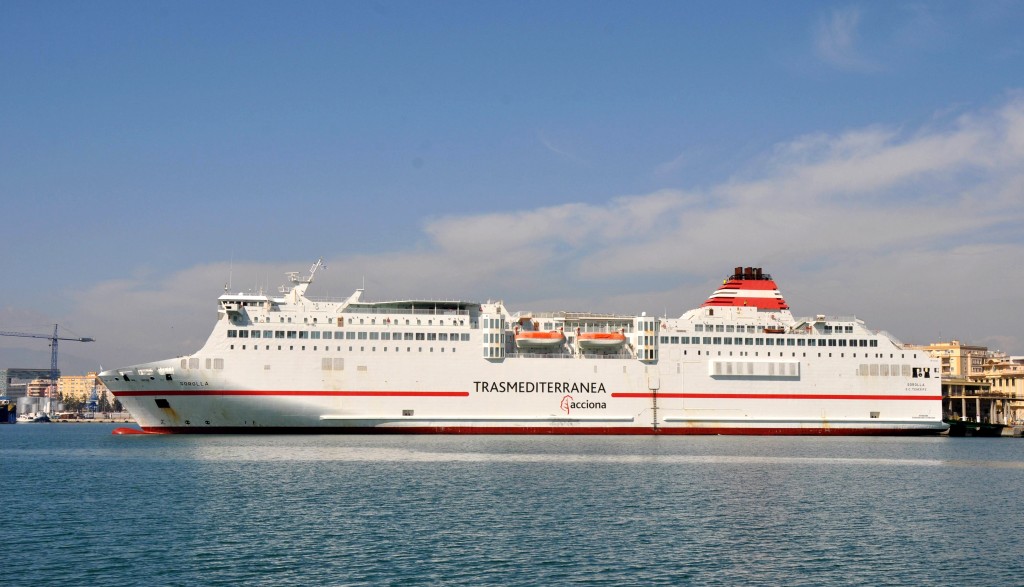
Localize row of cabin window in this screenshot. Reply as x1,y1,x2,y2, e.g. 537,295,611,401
660,336,878,348
250,315,468,326
231,345,460,353
519,323,640,333
182,358,223,369
228,330,471,342
694,324,856,334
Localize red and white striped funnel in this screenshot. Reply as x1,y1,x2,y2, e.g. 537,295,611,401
701,266,790,311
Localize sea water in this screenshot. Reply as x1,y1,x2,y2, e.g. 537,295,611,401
2,424,1023,586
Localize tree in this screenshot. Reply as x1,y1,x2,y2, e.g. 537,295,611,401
97,393,113,413
61,392,84,412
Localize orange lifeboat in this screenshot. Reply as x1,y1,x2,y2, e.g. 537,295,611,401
577,332,627,350
514,329,565,349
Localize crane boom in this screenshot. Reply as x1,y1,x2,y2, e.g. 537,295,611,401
0,330,94,342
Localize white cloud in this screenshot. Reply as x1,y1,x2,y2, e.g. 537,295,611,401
61,95,1024,370
813,6,881,72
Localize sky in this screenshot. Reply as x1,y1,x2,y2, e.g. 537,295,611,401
2,1,1023,375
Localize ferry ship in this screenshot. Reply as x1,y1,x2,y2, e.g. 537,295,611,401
99,261,946,435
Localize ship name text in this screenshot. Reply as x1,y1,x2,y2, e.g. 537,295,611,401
474,381,607,394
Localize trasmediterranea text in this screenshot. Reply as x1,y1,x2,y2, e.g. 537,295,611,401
474,381,607,394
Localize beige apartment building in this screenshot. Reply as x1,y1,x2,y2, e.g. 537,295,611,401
909,340,1024,425
982,356,1024,423
58,371,101,401
56,372,118,407
910,340,988,378
26,378,54,398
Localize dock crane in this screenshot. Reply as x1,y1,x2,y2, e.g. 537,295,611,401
0,324,94,407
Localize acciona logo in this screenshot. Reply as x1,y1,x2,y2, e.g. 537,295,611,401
560,395,606,415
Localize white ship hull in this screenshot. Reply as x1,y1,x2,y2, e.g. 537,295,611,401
101,263,946,435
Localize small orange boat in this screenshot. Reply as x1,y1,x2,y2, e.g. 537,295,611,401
514,330,565,349
577,332,627,349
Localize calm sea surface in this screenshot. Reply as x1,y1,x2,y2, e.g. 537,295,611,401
2,424,1023,586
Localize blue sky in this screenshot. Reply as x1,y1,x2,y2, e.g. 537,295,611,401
2,1,1023,373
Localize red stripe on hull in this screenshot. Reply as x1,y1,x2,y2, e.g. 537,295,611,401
113,390,938,401
113,390,469,398
612,393,941,401
135,425,944,436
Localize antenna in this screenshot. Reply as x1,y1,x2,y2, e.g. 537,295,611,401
299,257,325,284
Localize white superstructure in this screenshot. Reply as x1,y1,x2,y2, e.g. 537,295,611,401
100,262,946,435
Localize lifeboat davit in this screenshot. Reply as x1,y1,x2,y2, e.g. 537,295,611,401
514,330,565,349
577,332,627,350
